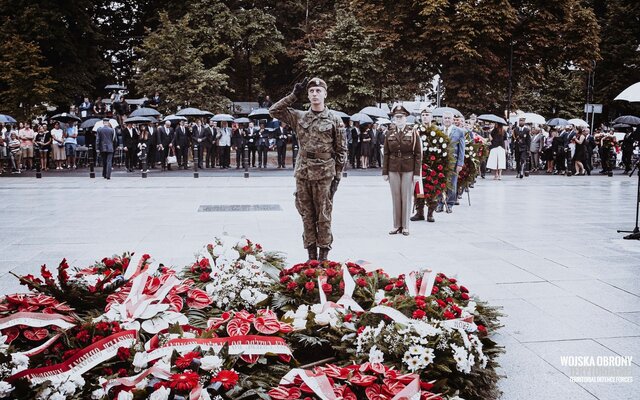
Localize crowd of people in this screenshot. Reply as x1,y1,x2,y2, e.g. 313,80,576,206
0,92,635,177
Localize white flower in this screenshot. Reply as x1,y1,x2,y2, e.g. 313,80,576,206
135,378,149,390
430,131,436,136
442,143,447,148
0,335,9,355
200,355,224,371
240,289,253,302
49,393,65,400
117,390,134,400
59,380,77,395
439,138,444,143
132,352,148,370
0,381,14,398
10,353,29,374
420,348,435,366
443,152,447,156
368,345,384,364
149,387,171,400
91,388,105,400
292,318,307,331
408,345,423,355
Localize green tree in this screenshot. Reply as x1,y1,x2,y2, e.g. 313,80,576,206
134,12,231,113
594,0,640,118
513,65,584,117
0,0,105,107
0,35,57,120
302,7,383,111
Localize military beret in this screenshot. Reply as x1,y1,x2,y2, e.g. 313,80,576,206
390,104,410,116
307,77,327,91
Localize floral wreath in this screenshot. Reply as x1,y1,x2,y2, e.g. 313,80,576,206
415,124,455,203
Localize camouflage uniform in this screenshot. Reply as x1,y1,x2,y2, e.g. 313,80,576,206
269,89,347,251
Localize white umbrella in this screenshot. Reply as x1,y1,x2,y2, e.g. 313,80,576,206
614,82,640,102
359,106,388,119
92,118,119,131
376,118,392,125
567,118,589,127
432,107,462,118
522,113,546,125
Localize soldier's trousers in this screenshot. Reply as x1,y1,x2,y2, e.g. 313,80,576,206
295,177,334,250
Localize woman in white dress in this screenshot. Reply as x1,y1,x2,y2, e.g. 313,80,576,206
486,124,506,180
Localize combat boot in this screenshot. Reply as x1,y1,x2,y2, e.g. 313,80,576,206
318,248,330,262
410,206,425,221
427,207,435,223
307,246,318,262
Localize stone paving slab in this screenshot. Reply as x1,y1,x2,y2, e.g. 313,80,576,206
1,174,639,399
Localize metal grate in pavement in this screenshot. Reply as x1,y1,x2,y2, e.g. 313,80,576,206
198,204,282,212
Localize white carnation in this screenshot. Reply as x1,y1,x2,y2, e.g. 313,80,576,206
200,355,224,371
149,387,171,400
0,381,14,398
117,390,134,400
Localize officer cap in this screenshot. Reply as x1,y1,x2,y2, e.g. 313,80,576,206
420,106,433,114
307,77,327,91
391,104,410,116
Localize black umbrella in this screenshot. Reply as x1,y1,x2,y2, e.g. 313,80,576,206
105,84,127,90
613,115,640,126
80,118,101,129
124,116,152,124
248,108,271,119
613,123,631,129
477,114,508,125
546,117,569,127
130,107,161,117
51,113,81,123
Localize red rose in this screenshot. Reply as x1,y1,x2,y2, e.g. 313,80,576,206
356,278,367,287
304,268,316,277
117,347,130,361
322,283,333,293
103,258,115,268
325,269,338,277
211,369,239,389
446,297,454,303
199,272,211,282
199,258,210,268
437,165,443,171
460,285,469,293
412,309,426,319
344,313,353,322
286,281,298,290
75,329,90,343
478,324,487,334
430,155,436,161
452,305,462,315
394,280,404,288
170,371,201,391
357,326,365,335
443,310,455,319
435,276,443,283
461,292,470,300
431,286,439,294
449,284,459,291
305,281,315,291
339,281,345,290
175,351,200,369
436,299,446,308
117,368,128,377
415,299,426,309
280,275,290,283
441,183,446,188
308,260,320,267
384,284,393,291
448,278,457,283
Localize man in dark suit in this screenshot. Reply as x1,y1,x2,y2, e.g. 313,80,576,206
172,120,190,169
158,120,174,171
231,123,245,168
204,119,217,168
437,112,466,213
96,118,117,179
245,122,258,167
191,118,206,169
122,122,139,172
274,122,290,168
147,122,158,168
256,122,270,168
513,117,531,178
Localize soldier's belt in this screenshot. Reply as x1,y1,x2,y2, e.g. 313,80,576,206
390,151,414,158
300,150,334,160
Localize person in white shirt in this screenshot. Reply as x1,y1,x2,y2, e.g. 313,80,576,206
217,121,232,168
50,122,66,170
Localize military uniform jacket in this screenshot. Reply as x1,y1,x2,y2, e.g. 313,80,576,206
269,93,347,180
382,124,421,176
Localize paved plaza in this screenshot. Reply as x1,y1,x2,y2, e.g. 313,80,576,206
0,172,639,399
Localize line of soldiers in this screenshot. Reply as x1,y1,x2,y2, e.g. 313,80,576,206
116,118,298,171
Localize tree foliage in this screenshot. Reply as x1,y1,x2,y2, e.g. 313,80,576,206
134,12,231,113
0,35,57,120
302,7,383,111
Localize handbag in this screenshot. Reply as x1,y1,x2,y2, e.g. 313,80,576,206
166,148,177,165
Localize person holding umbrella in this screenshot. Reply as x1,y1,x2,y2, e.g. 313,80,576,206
158,120,174,171
96,118,117,179
204,119,217,168
173,119,190,169
122,121,139,172
486,123,507,180
63,121,79,169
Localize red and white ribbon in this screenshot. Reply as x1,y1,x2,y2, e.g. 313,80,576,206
18,333,63,358
391,376,421,400
440,315,477,332
142,335,291,364
369,305,412,325
103,365,171,393
280,369,337,400
8,330,137,385
336,263,364,312
406,269,433,297
0,312,76,331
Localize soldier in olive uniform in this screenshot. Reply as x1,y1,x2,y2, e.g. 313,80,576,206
270,77,348,262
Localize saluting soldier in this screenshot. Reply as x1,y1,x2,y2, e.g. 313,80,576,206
270,77,347,262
